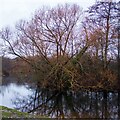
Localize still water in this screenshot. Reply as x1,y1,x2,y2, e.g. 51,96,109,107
0,83,33,108
0,83,120,118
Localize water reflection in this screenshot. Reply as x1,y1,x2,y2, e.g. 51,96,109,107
14,86,120,119
0,83,120,118
0,83,33,108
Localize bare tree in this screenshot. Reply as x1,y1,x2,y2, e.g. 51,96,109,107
0,4,91,91
87,1,119,68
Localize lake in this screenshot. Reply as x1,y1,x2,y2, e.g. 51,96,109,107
0,82,120,118
0,83,33,108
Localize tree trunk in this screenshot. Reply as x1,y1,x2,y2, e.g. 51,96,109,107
104,15,110,70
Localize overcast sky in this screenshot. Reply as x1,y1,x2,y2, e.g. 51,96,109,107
0,0,96,29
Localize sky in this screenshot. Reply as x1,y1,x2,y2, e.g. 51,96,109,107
0,0,96,29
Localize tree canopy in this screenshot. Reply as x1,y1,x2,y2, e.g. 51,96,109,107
0,2,120,91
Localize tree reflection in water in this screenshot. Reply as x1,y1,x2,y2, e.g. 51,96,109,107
14,85,120,119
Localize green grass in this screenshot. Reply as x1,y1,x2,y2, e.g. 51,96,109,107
0,106,48,118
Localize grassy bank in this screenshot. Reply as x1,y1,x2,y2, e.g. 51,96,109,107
0,106,48,118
